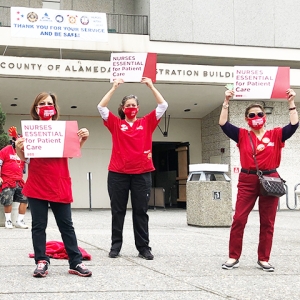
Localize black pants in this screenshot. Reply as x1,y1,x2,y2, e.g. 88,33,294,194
28,197,83,269
108,171,151,252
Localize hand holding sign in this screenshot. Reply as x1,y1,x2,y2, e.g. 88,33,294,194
286,89,296,102
141,77,154,88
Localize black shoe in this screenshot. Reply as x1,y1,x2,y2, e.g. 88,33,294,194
257,260,274,272
69,263,92,277
138,248,154,260
109,250,120,258
33,260,49,278
222,259,239,270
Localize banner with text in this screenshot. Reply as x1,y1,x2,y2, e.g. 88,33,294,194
110,53,157,82
233,66,290,99
11,7,108,42
21,120,81,158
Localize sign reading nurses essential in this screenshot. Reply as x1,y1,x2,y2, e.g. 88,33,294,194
11,7,108,42
233,66,290,99
110,53,157,83
21,120,81,158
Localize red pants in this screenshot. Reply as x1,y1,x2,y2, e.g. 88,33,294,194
229,172,279,262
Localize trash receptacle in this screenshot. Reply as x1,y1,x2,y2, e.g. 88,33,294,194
186,163,232,227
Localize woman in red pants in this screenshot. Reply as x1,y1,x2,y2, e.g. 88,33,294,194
219,88,298,272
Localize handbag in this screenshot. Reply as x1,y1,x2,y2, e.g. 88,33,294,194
248,132,286,198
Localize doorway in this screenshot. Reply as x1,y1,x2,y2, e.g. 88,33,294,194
152,141,190,208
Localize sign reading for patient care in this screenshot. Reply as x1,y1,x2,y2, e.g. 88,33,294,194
233,66,290,99
110,53,157,83
11,7,108,42
21,121,81,158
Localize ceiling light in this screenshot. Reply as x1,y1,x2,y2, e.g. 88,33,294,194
184,109,191,112
11,104,17,106
14,97,18,100
71,106,77,109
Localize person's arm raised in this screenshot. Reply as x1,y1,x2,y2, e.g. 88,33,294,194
219,90,234,126
98,78,124,107
287,89,298,125
141,77,165,105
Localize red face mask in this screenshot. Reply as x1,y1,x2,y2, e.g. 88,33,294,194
124,107,138,119
247,116,266,129
37,105,56,120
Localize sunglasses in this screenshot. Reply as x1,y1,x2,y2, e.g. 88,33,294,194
247,112,265,119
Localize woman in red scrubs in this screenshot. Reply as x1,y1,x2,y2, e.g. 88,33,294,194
98,77,168,260
15,92,92,278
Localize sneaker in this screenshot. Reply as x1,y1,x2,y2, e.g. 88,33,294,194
257,260,275,272
69,263,92,277
15,220,28,229
33,260,49,278
222,259,240,270
5,220,13,229
108,250,120,258
138,248,154,260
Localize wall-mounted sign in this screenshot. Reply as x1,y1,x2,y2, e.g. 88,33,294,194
11,7,108,42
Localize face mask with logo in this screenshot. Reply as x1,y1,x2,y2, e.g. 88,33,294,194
247,116,266,130
124,107,138,119
37,105,56,120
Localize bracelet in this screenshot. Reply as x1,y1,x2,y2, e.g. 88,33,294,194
222,103,229,109
289,107,296,111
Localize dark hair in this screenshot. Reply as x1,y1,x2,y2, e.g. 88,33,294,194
30,92,60,120
245,103,265,117
117,95,139,119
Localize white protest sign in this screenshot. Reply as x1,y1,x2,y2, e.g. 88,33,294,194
233,66,290,99
110,53,157,82
21,120,81,158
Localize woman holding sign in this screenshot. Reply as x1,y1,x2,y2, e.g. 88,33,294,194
15,92,92,278
219,88,298,272
98,77,168,260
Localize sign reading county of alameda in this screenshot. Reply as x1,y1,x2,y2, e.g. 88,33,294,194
233,66,290,99
21,121,81,158
11,7,108,42
110,53,157,83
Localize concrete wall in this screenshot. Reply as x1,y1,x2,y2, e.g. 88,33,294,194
60,0,135,14
149,0,300,48
0,0,42,7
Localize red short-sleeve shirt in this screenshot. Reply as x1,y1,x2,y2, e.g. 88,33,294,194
104,110,160,174
22,157,72,203
237,127,284,170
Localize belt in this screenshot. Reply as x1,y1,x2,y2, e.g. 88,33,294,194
241,168,277,175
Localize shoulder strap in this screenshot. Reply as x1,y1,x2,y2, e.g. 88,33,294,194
248,132,261,175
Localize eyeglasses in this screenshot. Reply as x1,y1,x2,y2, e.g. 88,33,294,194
247,112,265,119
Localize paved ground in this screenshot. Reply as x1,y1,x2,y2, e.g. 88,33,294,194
0,207,300,300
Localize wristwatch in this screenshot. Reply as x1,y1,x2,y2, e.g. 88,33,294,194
222,103,229,109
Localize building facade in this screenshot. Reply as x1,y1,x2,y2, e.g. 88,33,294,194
0,0,300,209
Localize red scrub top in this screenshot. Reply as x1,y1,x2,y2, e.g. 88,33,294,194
104,110,160,174
0,145,25,192
22,157,73,203
237,127,284,170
